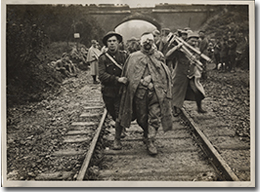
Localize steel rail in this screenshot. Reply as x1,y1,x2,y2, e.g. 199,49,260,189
181,108,240,181
76,108,107,181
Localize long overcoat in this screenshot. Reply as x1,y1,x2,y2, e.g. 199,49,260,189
87,46,101,76
171,50,205,108
118,50,173,132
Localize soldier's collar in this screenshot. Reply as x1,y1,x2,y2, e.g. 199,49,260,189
107,49,118,56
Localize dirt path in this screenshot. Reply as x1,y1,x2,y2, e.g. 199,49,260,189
7,70,102,180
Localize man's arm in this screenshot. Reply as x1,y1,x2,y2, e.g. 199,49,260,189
165,43,182,59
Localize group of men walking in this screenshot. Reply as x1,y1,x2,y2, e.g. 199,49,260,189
91,28,208,156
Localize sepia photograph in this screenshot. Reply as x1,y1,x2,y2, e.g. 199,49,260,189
2,0,255,188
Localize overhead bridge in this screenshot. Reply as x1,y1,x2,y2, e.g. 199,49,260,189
83,4,217,32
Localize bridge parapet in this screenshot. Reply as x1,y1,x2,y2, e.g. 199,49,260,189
85,4,217,37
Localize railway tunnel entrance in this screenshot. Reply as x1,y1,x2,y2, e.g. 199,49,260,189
113,12,161,43
115,19,158,43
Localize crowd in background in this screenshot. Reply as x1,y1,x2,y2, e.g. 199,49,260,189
49,26,248,82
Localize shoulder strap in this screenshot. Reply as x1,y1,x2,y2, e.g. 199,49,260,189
105,52,122,70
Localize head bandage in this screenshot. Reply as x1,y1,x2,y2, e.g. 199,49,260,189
140,33,154,45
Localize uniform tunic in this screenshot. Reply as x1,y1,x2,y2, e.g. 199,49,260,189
98,50,128,120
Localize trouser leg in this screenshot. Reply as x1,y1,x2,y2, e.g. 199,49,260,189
115,122,123,140
102,96,117,121
92,75,96,82
147,91,160,140
110,121,122,150
223,58,228,72
134,88,160,155
103,95,124,149
133,92,148,140
189,79,207,113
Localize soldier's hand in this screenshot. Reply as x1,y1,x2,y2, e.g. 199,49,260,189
177,43,183,49
118,77,128,84
191,55,197,61
143,75,152,83
148,82,154,90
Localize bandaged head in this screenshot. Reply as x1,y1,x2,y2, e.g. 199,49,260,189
140,33,154,45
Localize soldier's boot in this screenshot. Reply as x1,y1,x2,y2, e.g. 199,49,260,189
142,126,148,145
121,127,127,138
173,106,181,117
197,100,207,113
92,75,96,84
146,138,157,156
92,75,99,84
146,125,158,155
113,122,122,150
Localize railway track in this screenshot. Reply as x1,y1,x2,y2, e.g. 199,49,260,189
34,98,106,181
96,112,235,181
34,97,250,181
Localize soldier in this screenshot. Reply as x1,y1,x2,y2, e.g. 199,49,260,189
127,37,140,54
117,32,173,155
62,53,78,74
166,30,189,75
152,29,161,50
158,28,172,55
198,30,209,79
55,59,71,77
213,36,222,70
180,30,188,41
207,42,215,61
198,30,209,54
87,40,102,84
98,31,128,149
227,35,237,72
166,32,207,116
55,53,77,77
220,36,229,72
80,46,88,63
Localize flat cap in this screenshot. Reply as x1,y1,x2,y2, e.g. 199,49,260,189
188,32,200,39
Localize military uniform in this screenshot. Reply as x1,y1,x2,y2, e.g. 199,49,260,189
166,32,206,114
198,35,209,79
227,37,237,72
98,49,128,121
213,40,222,67
169,50,205,109
220,39,229,72
118,46,173,155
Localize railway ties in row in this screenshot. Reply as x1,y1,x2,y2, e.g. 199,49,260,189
34,99,250,181
34,100,105,181
96,103,250,181
100,117,218,181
